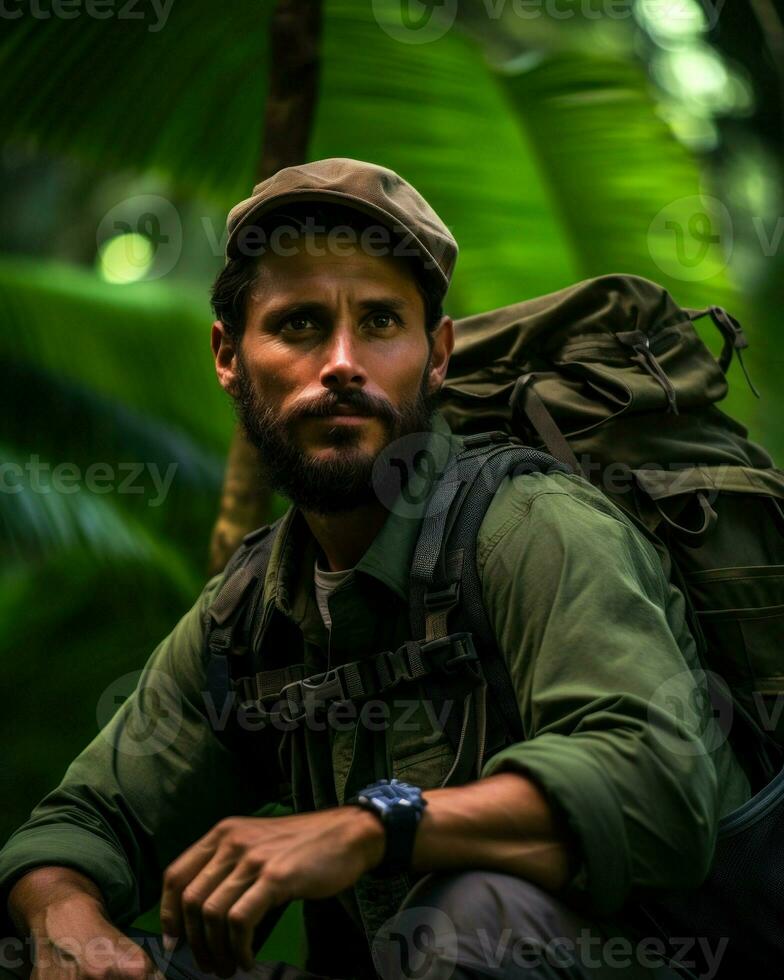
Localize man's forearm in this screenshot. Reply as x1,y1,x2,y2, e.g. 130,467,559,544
356,772,577,893
416,772,575,891
7,866,107,934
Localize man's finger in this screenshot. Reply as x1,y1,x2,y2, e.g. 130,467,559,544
227,877,282,972
201,864,260,972
179,852,238,974
159,833,218,944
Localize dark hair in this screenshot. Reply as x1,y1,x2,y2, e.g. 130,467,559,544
210,202,444,348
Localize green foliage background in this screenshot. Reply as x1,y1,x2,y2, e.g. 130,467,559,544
2,0,782,965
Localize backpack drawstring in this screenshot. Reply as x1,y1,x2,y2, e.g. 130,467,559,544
616,330,679,414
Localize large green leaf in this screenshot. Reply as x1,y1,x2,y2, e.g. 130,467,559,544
500,52,739,311
0,442,199,589
0,0,734,315
0,553,203,842
0,258,231,453
0,2,273,205
312,0,576,313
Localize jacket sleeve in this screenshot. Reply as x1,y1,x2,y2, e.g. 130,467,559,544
476,471,750,917
0,575,281,930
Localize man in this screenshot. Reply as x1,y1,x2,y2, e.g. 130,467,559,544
0,159,750,980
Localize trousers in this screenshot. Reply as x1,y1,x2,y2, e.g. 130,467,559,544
1,870,716,980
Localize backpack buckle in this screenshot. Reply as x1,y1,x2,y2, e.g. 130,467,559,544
208,633,232,656
421,632,480,676
378,647,417,687
301,668,347,704
423,581,460,611
278,668,349,723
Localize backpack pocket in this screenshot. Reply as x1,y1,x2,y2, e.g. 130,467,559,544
690,562,784,742
649,763,784,971
632,466,784,746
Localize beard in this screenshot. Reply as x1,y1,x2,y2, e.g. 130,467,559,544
232,349,440,515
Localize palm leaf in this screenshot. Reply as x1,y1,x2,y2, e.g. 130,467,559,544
500,52,739,310
0,443,199,591
0,258,231,453
0,1,273,205
0,1,734,315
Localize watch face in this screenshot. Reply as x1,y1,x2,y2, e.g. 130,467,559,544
357,778,425,814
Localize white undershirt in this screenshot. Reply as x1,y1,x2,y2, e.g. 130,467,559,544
313,555,355,630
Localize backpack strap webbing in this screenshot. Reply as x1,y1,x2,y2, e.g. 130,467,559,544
686,303,759,396
410,431,572,786
202,518,284,743
232,632,481,726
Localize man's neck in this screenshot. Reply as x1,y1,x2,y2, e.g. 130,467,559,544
301,500,390,572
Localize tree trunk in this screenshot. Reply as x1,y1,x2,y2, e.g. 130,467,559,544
208,0,324,576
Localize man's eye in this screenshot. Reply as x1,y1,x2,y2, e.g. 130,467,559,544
368,312,398,329
281,316,315,333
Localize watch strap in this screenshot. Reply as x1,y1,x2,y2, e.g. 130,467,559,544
348,780,427,878
371,798,422,878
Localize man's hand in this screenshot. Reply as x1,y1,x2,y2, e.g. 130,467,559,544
8,869,164,980
28,903,164,979
159,806,384,976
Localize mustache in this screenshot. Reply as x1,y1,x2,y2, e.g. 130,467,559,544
291,391,399,424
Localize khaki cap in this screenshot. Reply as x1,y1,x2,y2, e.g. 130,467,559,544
225,157,458,299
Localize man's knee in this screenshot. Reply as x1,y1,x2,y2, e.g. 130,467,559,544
373,870,679,980
373,869,591,979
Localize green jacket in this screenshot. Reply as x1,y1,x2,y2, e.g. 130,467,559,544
0,410,750,950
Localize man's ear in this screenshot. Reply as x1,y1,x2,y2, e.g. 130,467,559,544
427,315,455,393
212,320,239,396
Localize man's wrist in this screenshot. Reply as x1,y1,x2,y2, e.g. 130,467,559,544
8,867,106,933
345,780,428,877
344,804,386,872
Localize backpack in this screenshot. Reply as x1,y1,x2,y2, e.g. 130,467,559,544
437,272,784,784
203,272,784,974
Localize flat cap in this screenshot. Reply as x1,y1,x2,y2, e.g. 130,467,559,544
225,157,458,299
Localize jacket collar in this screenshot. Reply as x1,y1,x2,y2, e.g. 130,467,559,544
261,409,463,627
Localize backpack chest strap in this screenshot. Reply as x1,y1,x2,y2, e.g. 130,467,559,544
233,632,482,727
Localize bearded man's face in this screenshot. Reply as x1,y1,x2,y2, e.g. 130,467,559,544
214,238,450,516
233,344,438,514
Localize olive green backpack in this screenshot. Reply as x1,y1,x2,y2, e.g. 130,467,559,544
439,271,784,783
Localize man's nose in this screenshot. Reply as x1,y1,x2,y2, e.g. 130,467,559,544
319,322,366,390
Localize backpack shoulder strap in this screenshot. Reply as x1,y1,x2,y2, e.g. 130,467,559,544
202,517,285,743
409,431,571,783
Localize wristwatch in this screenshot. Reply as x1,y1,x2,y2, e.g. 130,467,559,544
346,778,428,878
